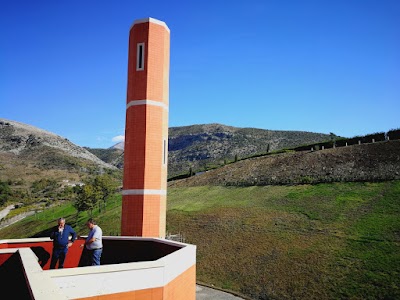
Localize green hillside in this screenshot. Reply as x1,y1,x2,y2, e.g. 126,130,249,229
1,181,399,300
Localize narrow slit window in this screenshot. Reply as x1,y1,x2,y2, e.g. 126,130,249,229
136,43,145,71
163,139,167,165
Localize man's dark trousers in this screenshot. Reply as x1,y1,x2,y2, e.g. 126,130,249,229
50,246,68,269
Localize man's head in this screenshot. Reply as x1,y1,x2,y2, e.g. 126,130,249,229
58,217,66,228
86,218,96,230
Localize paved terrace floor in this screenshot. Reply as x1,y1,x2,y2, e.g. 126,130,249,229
196,284,247,300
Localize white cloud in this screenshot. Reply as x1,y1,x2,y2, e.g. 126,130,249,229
112,135,125,143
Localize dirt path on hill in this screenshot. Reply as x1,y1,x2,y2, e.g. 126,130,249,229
0,205,36,230
0,205,15,220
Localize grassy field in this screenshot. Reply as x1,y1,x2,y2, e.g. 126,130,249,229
168,181,400,300
0,194,123,237
1,181,399,299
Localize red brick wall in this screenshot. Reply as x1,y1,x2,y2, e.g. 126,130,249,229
122,19,170,238
1,240,85,269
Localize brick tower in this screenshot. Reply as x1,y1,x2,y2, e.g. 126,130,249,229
121,18,170,238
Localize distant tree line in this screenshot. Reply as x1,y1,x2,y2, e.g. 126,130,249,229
292,128,400,152
0,173,120,224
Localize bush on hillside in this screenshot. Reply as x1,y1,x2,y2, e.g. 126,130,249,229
388,128,400,140
0,180,12,206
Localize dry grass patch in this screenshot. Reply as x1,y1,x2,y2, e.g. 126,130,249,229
167,182,400,300
168,207,343,299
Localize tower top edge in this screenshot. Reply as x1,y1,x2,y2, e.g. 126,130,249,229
131,17,170,32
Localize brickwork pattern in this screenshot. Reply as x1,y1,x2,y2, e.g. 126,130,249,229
122,19,170,237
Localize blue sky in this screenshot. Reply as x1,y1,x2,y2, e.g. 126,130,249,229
1,0,399,148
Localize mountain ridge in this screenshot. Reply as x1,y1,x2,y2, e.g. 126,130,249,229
0,118,115,168
0,118,118,186
96,123,336,178
3,118,398,188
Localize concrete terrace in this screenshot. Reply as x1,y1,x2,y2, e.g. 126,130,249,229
0,236,196,299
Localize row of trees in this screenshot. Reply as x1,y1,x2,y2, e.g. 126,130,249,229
73,174,119,217
1,178,74,208
293,128,400,152
0,174,120,218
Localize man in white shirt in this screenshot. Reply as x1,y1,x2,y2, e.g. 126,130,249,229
81,218,103,266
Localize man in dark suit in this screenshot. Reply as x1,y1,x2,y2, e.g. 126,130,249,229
50,217,77,269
